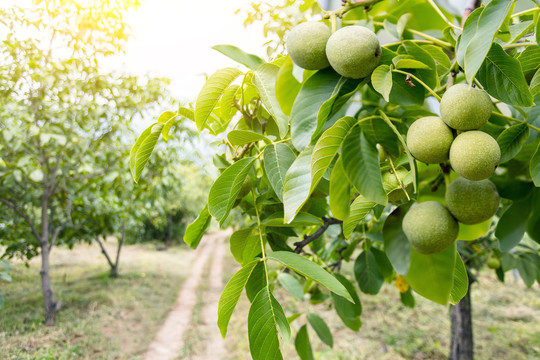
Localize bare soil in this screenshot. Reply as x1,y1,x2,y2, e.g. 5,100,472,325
144,230,230,360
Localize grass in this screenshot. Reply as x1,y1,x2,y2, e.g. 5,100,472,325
2,239,539,360
0,241,195,360
224,259,540,360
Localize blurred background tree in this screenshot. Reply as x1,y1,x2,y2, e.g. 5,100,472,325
0,0,209,323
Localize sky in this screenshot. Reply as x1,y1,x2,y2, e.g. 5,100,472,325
105,0,267,103
0,0,267,104
107,0,470,104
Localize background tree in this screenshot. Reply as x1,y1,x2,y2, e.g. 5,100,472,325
135,141,212,248
0,0,171,325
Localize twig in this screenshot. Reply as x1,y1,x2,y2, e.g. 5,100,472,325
328,246,347,272
233,143,254,161
330,0,383,18
233,100,252,122
293,217,342,254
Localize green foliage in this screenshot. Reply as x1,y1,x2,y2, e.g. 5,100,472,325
294,325,314,360
218,260,261,337
248,286,290,360
0,0,167,260
131,0,540,358
0,0,208,323
306,313,333,348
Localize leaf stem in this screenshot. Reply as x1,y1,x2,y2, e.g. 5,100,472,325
407,28,453,49
511,7,540,18
426,0,462,31
251,185,269,281
382,39,437,48
388,155,410,201
391,69,442,101
330,13,337,33
502,42,538,49
373,21,453,49
271,138,292,145
492,112,540,133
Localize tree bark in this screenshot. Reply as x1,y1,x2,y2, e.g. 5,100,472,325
450,276,474,360
40,195,59,326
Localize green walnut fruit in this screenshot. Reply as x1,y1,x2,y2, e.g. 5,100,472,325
406,116,454,164
286,22,331,70
449,131,500,181
487,256,501,269
445,177,500,225
402,201,459,255
382,168,412,202
325,25,381,79
440,84,492,130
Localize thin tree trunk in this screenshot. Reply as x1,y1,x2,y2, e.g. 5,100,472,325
96,236,115,276
166,212,173,248
112,221,126,278
450,276,474,360
40,195,58,326
96,221,125,278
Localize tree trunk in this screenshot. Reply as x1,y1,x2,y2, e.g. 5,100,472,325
40,241,59,326
110,265,118,278
166,212,173,248
112,221,125,278
450,279,474,360
40,195,59,326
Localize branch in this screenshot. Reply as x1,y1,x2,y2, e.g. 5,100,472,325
0,197,41,242
49,225,64,251
293,217,342,254
336,0,383,16
45,150,64,197
233,143,254,161
48,197,72,251
328,246,347,272
95,236,115,269
233,99,253,121
462,0,482,26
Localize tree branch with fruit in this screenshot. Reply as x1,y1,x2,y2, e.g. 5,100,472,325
130,0,540,359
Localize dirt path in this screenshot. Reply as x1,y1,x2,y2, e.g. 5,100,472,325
193,229,227,360
144,231,229,360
